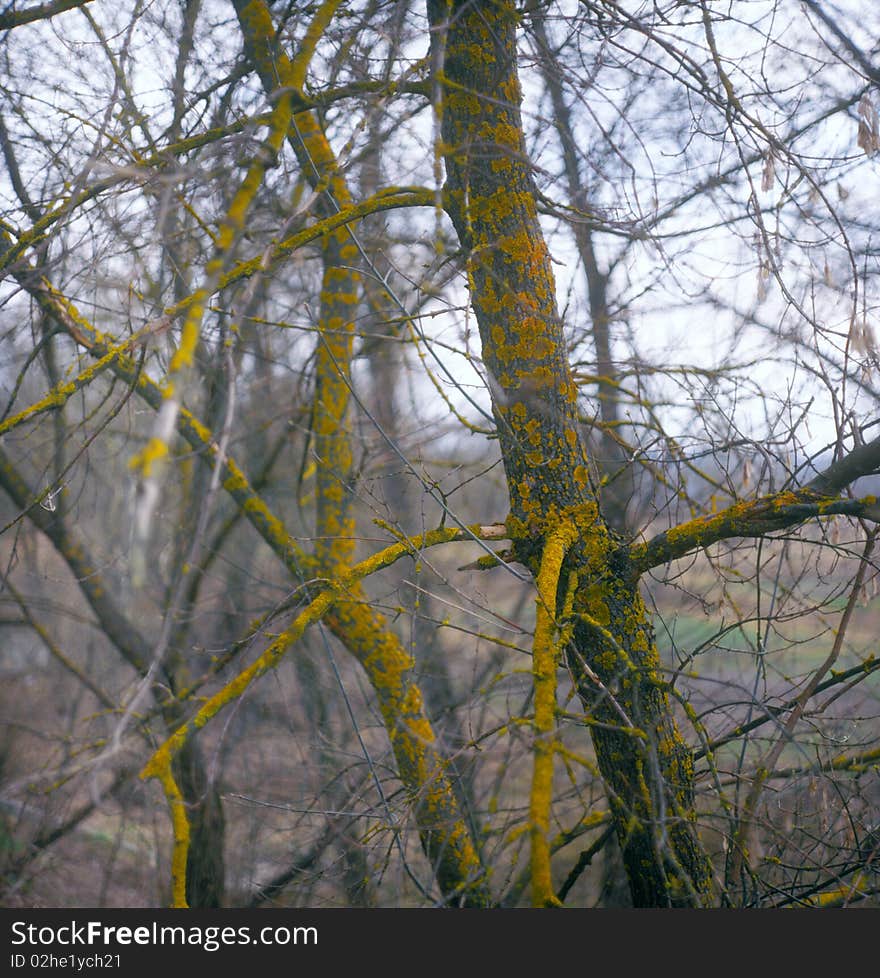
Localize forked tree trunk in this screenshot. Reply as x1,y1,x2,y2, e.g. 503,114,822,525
427,0,716,907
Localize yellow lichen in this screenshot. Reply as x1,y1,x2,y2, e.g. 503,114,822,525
129,437,170,478
529,517,579,908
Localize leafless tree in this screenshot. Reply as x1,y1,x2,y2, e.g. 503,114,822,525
1,0,878,908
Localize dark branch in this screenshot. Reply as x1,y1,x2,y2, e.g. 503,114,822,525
0,0,94,31
800,0,880,86
807,431,880,495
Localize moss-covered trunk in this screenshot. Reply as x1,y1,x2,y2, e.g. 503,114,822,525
233,0,491,907
428,0,716,907
171,738,225,908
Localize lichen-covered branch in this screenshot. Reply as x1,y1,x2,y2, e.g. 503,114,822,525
0,343,127,439
428,0,591,538
140,522,483,905
530,4,634,530
31,273,490,904
631,487,880,576
233,0,490,906
530,518,579,907
127,68,295,584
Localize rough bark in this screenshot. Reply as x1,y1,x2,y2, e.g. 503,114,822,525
172,737,226,908
427,0,716,906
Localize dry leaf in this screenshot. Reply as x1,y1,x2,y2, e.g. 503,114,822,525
850,318,879,380
761,152,775,192
756,268,767,302
857,93,879,156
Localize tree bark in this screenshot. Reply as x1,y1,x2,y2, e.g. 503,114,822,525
428,0,716,906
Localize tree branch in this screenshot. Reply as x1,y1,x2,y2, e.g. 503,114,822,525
632,432,880,575
0,0,93,31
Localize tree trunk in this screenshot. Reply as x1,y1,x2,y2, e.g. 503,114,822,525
233,0,491,906
428,0,716,907
172,738,225,908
